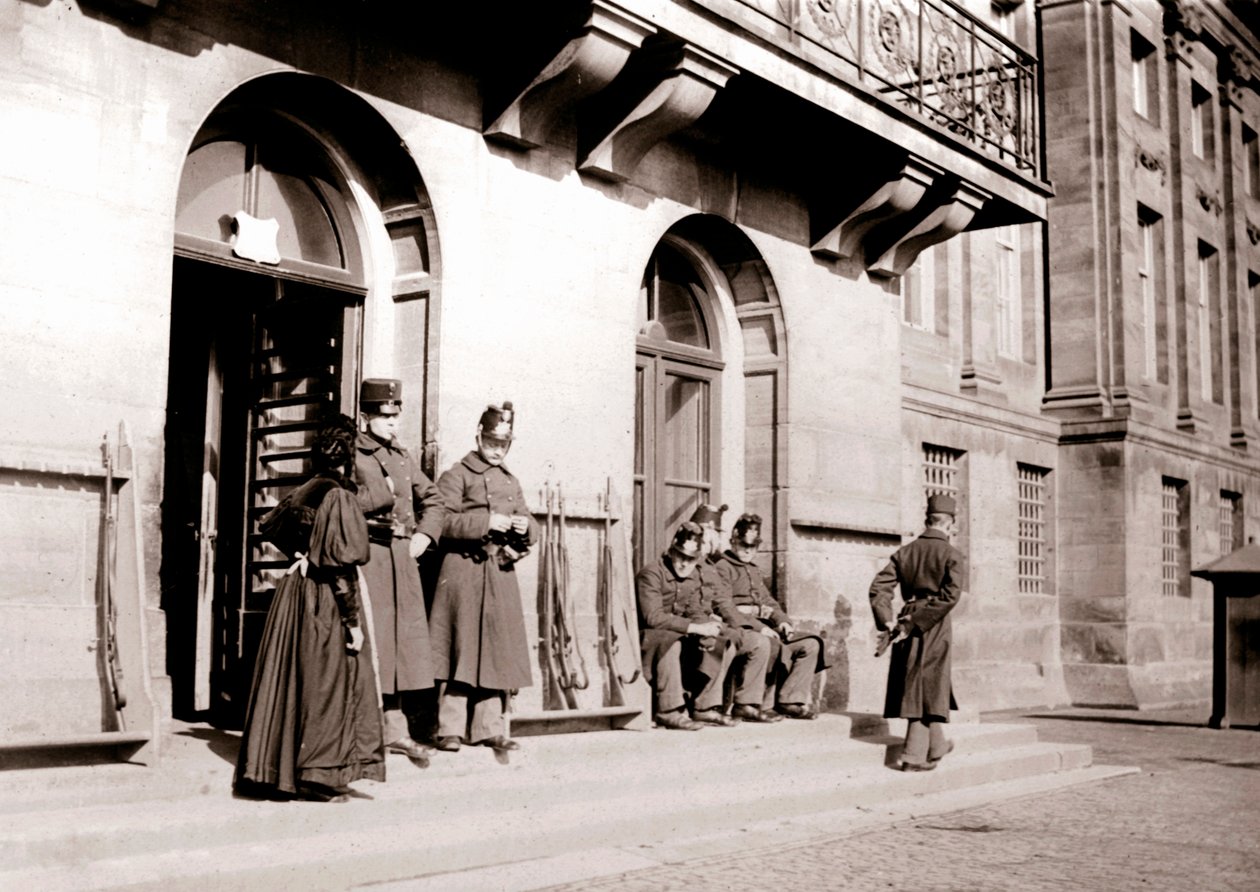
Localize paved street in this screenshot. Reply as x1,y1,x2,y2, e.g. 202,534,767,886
537,709,1260,892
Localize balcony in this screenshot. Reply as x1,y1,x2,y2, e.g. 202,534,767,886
707,0,1041,180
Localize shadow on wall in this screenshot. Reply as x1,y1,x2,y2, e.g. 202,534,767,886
820,595,852,711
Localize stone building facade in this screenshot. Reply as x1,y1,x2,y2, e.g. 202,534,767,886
0,0,1254,751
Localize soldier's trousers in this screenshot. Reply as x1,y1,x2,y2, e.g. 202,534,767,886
729,628,771,708
437,681,505,743
763,637,821,709
654,640,734,713
903,718,949,765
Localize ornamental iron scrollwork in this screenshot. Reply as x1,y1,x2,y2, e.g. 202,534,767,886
778,0,1039,176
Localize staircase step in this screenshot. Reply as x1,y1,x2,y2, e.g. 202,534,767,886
0,727,1096,889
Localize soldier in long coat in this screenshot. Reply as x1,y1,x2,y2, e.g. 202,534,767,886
711,513,827,720
637,522,746,729
354,378,447,766
869,493,966,771
430,402,537,752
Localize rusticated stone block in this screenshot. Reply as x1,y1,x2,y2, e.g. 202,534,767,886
1129,626,1166,665
1060,596,1128,623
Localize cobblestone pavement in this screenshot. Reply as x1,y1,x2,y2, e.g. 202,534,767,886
541,710,1260,892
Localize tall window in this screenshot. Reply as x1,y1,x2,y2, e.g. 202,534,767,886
995,225,1021,358
1138,212,1158,380
634,240,723,569
991,1,1016,39
1017,464,1050,594
923,443,967,555
902,245,936,332
1244,126,1260,199
1191,82,1213,161
1199,243,1221,403
1220,491,1243,556
1162,477,1189,597
1132,32,1157,122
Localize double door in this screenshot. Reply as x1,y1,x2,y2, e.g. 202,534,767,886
166,258,362,722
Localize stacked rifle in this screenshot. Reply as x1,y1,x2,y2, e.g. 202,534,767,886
538,483,588,709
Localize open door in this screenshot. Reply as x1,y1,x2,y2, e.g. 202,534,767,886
164,258,361,724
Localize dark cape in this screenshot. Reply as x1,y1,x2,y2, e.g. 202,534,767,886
234,474,386,795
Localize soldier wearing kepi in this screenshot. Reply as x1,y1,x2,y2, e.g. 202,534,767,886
429,402,537,753
689,503,728,561
712,513,826,719
869,493,966,771
355,378,448,767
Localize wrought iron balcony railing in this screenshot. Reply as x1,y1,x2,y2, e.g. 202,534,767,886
706,0,1041,178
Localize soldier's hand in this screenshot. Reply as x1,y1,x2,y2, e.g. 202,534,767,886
688,621,721,638
779,622,795,639
759,624,779,640
510,514,529,535
409,532,432,559
488,513,512,533
346,625,365,654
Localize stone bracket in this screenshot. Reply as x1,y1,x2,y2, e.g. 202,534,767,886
867,181,991,279
810,157,944,261
577,43,738,183
484,2,656,149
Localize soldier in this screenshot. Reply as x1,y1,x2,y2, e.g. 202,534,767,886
429,402,537,753
355,378,447,768
638,521,777,727
869,493,966,771
712,513,825,720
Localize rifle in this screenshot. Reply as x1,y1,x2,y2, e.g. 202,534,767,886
100,433,127,726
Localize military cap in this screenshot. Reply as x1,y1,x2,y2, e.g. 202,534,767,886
360,378,402,415
689,503,729,529
731,513,763,548
478,401,515,440
670,522,705,559
927,493,957,516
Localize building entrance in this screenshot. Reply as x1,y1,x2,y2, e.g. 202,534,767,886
163,258,362,723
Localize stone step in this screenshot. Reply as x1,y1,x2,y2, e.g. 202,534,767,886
0,728,1090,889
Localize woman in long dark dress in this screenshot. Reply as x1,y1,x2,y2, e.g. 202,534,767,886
234,414,386,802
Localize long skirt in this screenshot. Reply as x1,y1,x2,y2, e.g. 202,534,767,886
234,573,386,794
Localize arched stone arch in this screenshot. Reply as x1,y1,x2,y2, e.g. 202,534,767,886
634,215,788,594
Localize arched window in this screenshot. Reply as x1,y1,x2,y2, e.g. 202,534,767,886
634,240,724,568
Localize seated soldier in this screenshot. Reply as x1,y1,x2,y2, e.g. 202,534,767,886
712,513,825,720
689,503,729,561
636,523,731,730
637,522,778,728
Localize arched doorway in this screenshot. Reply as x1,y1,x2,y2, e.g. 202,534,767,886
161,77,438,724
633,217,788,596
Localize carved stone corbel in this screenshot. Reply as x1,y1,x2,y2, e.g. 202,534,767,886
577,43,738,182
810,157,943,261
1246,220,1260,246
485,2,655,149
1161,0,1203,61
867,182,990,279
1135,145,1168,185
1196,185,1223,216
1219,45,1256,106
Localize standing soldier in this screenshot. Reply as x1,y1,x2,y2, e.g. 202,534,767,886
355,378,447,767
712,513,826,719
429,402,536,753
869,493,966,771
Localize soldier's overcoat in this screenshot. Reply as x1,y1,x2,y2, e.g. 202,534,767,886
636,556,736,687
429,451,537,691
354,432,447,693
711,551,828,672
869,528,965,720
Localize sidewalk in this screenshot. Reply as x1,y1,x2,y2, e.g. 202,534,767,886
513,707,1260,892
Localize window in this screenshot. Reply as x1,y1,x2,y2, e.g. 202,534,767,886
1191,82,1214,161
634,240,723,569
1162,477,1189,597
1138,209,1164,382
1017,464,1050,594
992,2,1016,39
995,226,1021,358
1132,32,1157,122
1253,272,1260,420
923,443,967,554
1198,243,1221,403
902,245,936,332
1220,491,1243,556
1244,126,1260,199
